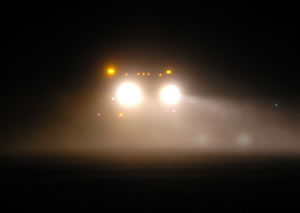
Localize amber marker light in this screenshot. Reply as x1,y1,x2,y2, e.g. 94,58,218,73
107,67,116,76
166,69,172,75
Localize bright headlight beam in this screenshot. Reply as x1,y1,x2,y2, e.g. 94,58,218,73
116,82,143,107
160,85,181,105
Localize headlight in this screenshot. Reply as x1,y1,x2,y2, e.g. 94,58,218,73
116,82,143,107
160,85,181,105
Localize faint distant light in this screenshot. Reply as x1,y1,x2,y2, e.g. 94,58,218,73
165,69,172,75
118,112,124,118
125,73,128,77
147,72,151,76
97,113,101,116
137,72,141,76
275,103,278,107
112,97,116,101
238,133,252,146
159,73,162,77
196,135,208,145
142,72,146,76
172,109,176,113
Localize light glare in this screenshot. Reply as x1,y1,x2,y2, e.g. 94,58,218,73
117,82,143,107
160,85,181,105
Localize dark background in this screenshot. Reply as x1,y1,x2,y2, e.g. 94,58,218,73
3,6,300,129
2,5,300,211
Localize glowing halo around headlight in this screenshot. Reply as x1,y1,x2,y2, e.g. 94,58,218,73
116,82,143,107
160,85,181,105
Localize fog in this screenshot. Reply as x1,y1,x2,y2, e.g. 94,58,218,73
2,87,300,168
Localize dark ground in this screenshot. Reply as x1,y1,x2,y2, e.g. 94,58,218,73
1,154,300,211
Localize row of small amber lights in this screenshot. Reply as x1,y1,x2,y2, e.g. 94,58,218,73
135,70,172,77
136,72,151,76
107,67,172,77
